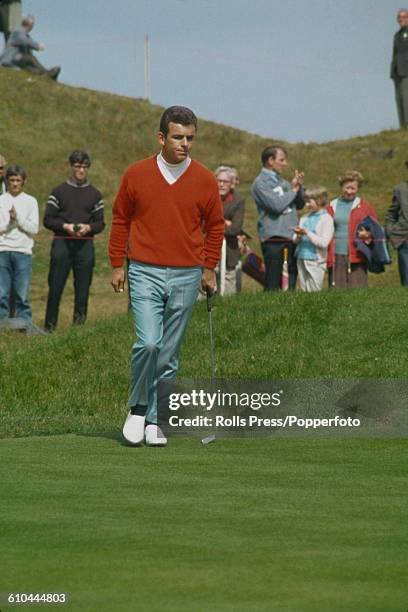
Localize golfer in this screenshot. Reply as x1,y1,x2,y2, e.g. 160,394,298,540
109,106,224,447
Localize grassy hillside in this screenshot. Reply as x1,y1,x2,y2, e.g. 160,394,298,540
1,67,408,329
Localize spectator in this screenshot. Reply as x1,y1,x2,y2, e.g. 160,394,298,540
0,153,18,316
385,161,408,285
251,145,305,290
215,165,245,295
391,9,408,128
327,171,378,288
43,150,105,331
229,166,240,191
0,165,39,323
0,14,60,80
0,154,8,193
109,105,224,447
292,187,334,291
0,0,21,43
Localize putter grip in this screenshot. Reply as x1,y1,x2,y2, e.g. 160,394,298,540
206,290,212,312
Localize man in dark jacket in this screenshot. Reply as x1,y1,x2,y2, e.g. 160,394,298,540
391,9,408,128
0,154,7,194
214,166,245,295
43,150,105,331
385,161,408,285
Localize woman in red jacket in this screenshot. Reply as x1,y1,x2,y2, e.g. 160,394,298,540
327,171,378,288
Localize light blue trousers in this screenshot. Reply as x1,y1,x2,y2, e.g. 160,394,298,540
128,262,201,424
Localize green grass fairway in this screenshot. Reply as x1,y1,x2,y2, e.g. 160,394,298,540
2,435,407,612
1,289,408,610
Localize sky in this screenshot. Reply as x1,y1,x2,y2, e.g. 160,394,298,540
21,0,405,143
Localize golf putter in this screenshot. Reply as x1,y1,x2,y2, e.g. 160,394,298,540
203,289,216,445
206,288,216,381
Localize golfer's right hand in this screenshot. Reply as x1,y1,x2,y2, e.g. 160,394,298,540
111,267,125,292
201,268,216,295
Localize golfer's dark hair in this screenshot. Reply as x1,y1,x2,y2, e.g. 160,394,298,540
261,145,287,166
6,164,27,182
159,106,197,136
69,150,91,167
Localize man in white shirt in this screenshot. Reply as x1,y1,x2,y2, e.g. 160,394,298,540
0,165,39,322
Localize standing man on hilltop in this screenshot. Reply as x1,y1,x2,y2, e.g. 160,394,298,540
0,0,21,43
109,106,224,447
43,150,105,331
391,9,408,128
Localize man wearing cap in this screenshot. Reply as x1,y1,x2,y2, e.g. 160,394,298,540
0,14,60,79
43,150,105,331
109,105,224,447
391,9,408,128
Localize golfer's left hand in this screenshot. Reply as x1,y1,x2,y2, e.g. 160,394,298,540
201,268,216,295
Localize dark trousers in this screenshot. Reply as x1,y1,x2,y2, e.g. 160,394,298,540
45,239,94,330
397,241,408,286
16,53,48,76
261,240,297,291
394,77,408,128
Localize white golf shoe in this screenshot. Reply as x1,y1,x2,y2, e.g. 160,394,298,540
145,424,167,447
122,413,145,445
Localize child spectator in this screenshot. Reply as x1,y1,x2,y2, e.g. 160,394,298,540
293,187,334,291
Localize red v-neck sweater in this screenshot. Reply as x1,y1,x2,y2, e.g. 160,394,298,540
109,156,224,268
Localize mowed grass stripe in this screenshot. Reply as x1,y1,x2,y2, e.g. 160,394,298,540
1,435,407,611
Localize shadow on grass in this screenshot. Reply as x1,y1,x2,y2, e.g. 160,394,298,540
75,430,150,449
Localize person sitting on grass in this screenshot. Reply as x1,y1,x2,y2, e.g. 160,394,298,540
292,187,334,292
0,165,39,326
0,14,60,80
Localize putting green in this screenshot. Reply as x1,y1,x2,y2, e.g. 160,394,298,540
2,435,407,611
